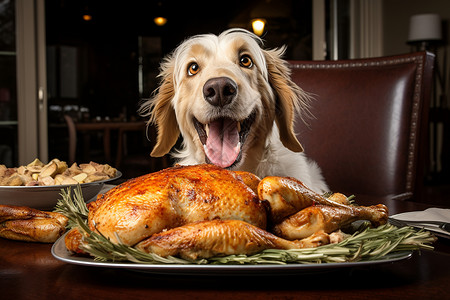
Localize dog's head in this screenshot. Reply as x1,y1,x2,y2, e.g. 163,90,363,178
140,28,309,170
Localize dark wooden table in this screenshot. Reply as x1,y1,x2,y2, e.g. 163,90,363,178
1,197,449,300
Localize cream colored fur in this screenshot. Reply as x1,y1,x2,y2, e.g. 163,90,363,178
140,29,328,193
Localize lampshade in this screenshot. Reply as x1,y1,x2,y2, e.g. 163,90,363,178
408,14,442,42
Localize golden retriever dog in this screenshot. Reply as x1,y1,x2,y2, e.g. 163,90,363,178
140,28,328,193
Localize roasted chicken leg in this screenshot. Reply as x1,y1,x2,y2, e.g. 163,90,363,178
135,219,329,260
273,204,388,240
258,176,358,223
257,176,388,239
0,205,68,243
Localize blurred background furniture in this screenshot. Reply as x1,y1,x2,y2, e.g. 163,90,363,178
115,122,148,168
291,51,434,201
63,114,169,179
63,115,77,164
64,115,145,164
407,14,449,187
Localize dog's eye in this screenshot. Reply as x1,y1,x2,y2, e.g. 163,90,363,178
239,55,253,68
188,63,200,76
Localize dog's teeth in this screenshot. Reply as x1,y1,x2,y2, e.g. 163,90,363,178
205,124,209,136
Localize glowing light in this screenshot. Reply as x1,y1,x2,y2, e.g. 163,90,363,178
83,14,92,21
154,17,168,26
252,19,266,36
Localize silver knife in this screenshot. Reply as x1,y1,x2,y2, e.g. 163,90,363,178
389,218,450,233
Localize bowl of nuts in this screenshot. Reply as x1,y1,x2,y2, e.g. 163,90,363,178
0,158,121,210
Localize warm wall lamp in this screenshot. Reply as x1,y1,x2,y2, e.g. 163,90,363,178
83,14,92,21
252,18,266,36
82,6,92,21
154,16,167,26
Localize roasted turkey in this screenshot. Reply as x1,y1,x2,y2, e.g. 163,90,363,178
65,164,388,260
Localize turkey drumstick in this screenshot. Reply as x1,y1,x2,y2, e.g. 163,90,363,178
258,176,388,225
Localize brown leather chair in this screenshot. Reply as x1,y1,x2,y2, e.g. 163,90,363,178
290,52,434,201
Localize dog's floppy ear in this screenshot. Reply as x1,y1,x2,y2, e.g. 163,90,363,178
263,47,306,153
140,61,180,157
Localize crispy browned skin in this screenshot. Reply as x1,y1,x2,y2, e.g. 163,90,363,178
273,204,389,240
64,227,88,254
88,164,267,246
257,176,320,223
257,176,386,223
65,165,389,259
135,219,330,260
259,176,388,239
233,171,261,194
0,205,68,243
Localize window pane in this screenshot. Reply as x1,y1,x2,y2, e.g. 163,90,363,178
0,0,15,52
0,0,18,167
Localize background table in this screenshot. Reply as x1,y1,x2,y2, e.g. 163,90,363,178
68,120,146,167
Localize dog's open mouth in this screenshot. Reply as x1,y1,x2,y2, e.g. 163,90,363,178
193,111,256,169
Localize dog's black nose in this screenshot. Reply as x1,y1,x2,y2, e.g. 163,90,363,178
203,77,237,107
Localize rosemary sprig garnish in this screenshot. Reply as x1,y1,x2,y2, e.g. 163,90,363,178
54,186,436,265
54,186,89,229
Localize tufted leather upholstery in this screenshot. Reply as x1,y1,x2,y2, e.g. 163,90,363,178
290,52,434,201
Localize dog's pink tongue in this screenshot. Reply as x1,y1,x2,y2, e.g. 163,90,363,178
205,118,240,168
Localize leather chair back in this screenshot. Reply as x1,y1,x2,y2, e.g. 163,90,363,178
290,52,434,200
